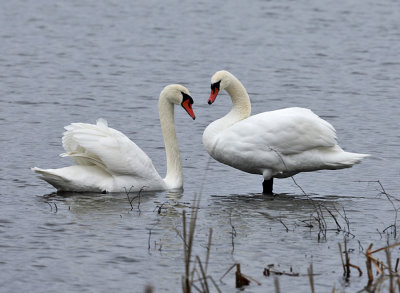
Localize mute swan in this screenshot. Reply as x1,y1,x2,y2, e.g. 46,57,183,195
32,84,196,193
203,70,369,194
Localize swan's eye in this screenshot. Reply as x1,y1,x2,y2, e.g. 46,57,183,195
181,92,193,107
211,80,221,93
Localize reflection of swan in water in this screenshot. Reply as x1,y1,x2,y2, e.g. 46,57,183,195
38,189,193,254
39,189,185,216
206,192,355,236
201,192,365,275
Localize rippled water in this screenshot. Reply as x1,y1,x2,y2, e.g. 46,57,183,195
1,0,400,292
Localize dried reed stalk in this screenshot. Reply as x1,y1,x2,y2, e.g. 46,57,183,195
308,263,315,293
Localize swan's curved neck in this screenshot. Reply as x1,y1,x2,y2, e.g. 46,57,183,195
158,96,183,189
224,75,251,123
212,75,251,132
203,74,252,152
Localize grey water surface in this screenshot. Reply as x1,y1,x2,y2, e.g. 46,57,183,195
1,0,400,292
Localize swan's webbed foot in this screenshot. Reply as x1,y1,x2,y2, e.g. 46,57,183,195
262,178,273,194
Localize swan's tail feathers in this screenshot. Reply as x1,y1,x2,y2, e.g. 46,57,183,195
348,152,370,164
31,167,71,191
31,166,110,192
327,151,370,169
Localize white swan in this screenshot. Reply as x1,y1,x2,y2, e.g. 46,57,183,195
203,70,369,193
32,84,196,193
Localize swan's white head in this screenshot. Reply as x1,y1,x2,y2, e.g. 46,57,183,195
208,70,233,104
161,84,196,120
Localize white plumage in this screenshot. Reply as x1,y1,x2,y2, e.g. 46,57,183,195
32,84,196,193
203,70,369,192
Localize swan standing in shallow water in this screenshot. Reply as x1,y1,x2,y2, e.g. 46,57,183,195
33,84,195,193
202,70,369,194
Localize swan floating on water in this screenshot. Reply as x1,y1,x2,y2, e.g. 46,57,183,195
202,70,369,194
33,84,195,193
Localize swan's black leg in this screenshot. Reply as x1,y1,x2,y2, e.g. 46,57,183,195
262,178,273,194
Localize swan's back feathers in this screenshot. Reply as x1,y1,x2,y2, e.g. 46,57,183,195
32,119,166,192
219,107,337,156
62,119,160,180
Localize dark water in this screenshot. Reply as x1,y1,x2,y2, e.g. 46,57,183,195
1,0,400,292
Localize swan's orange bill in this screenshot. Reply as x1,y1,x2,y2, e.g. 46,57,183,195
181,99,196,120
208,88,219,104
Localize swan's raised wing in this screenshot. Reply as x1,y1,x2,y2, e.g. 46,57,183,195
216,107,337,157
62,119,161,180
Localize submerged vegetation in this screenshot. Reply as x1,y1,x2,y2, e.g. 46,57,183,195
168,180,400,292
42,180,399,292
133,179,398,292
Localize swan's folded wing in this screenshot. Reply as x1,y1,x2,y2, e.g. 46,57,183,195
62,120,160,179
219,107,338,156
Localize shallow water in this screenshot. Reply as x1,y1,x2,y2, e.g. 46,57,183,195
1,0,400,292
